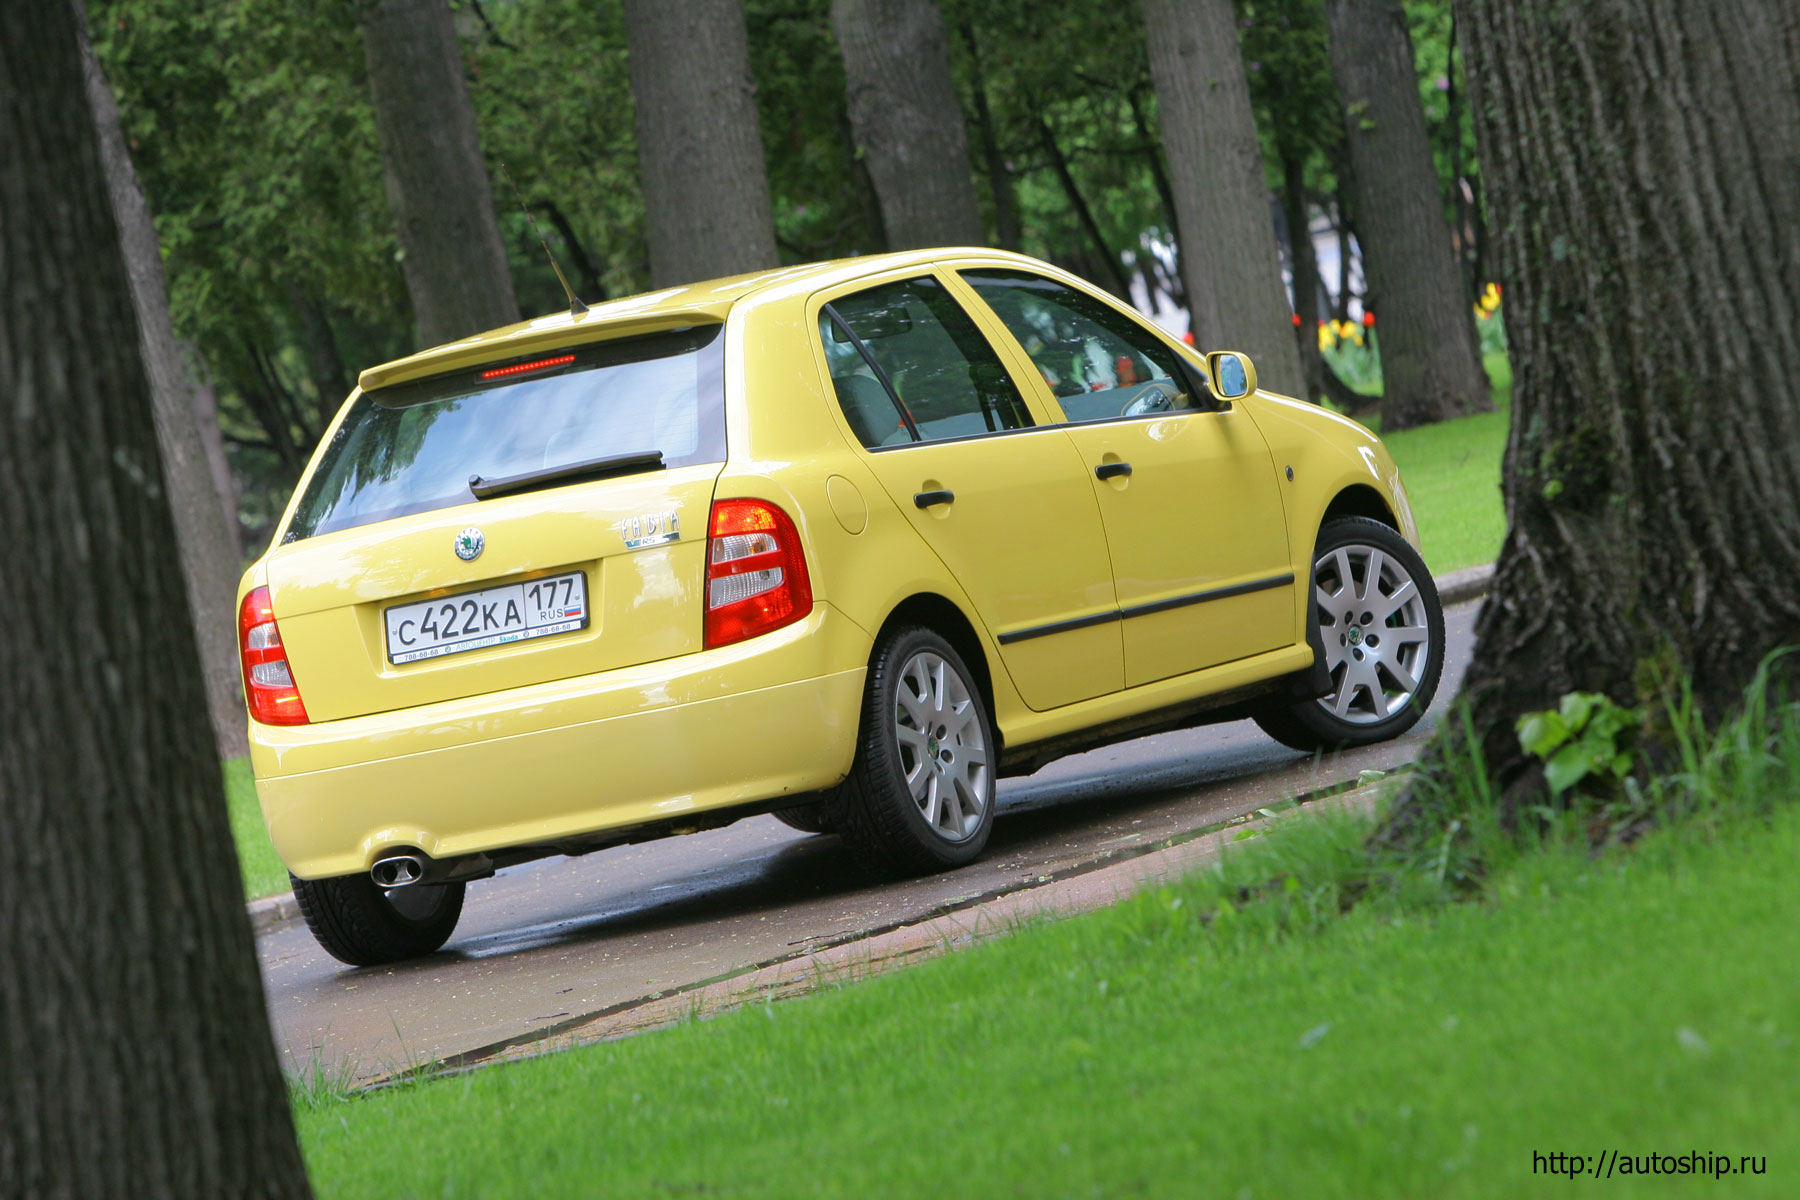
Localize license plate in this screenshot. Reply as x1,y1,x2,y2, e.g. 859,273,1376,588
385,571,588,664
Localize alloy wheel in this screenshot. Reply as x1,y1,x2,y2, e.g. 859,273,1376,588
892,651,990,841
1313,543,1434,725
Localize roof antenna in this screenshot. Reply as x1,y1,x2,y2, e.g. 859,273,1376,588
499,162,589,319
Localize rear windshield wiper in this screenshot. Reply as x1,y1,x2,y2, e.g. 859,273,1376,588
469,449,665,501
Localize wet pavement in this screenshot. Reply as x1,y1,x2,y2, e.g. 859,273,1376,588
258,600,1479,1081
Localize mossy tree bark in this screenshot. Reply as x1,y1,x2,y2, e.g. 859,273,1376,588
624,0,779,289
356,0,521,346
832,0,983,251
1142,0,1305,396
1383,0,1800,845
0,6,311,1196
1326,0,1490,432
79,7,248,759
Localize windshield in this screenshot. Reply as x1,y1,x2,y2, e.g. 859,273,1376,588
284,325,725,541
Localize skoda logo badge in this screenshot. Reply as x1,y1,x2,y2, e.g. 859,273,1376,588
454,528,485,562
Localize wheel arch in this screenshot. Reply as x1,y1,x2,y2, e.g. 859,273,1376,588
1321,483,1398,531
872,592,1004,754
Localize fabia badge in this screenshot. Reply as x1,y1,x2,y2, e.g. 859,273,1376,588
454,527,485,562
620,510,680,550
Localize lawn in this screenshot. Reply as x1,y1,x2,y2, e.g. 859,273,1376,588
296,781,1798,1198
226,756,289,901
1354,351,1511,576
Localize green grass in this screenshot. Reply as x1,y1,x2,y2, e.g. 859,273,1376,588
1375,351,1511,575
225,756,290,901
295,749,1800,1197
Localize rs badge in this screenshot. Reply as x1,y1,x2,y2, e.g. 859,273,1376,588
620,510,680,550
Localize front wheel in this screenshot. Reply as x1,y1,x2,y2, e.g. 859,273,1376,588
292,873,465,966
1254,516,1445,751
838,627,996,875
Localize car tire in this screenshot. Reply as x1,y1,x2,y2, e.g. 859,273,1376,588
1254,516,1445,752
291,872,465,967
770,802,840,835
837,626,996,875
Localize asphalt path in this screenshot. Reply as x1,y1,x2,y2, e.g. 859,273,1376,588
258,600,1480,1081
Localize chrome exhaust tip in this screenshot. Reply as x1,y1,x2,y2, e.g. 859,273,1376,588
371,854,425,888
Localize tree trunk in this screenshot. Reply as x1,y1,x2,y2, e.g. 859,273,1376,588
1142,0,1305,396
624,0,780,288
1281,153,1364,409
831,0,983,251
1332,191,1354,320
356,0,521,347
79,8,249,761
285,283,352,432
1127,85,1186,306
1326,0,1490,431
1282,155,1324,405
956,12,1020,251
185,347,241,545
1,7,312,1196
1383,0,1800,846
1036,116,1133,299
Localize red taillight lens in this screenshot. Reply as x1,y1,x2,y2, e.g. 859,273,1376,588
238,586,309,726
704,498,813,648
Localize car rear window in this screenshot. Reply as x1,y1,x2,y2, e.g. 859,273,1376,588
284,325,725,541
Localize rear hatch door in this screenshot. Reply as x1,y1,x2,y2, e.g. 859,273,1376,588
264,325,726,723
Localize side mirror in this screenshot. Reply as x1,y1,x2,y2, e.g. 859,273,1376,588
1205,351,1257,400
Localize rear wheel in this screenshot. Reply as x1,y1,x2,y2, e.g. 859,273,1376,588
838,627,996,874
1255,516,1444,751
292,872,465,966
770,802,840,835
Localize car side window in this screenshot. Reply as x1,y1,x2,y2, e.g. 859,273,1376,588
959,269,1209,423
818,275,1034,448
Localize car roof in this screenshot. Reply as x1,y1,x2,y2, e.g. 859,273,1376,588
355,246,1048,392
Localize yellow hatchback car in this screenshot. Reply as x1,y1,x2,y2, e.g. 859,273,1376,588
240,248,1443,965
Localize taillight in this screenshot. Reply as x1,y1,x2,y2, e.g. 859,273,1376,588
705,498,813,648
238,586,309,726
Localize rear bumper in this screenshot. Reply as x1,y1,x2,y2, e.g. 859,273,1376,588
252,604,870,879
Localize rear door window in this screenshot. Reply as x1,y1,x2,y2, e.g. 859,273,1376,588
819,275,1034,448
959,269,1210,423
285,325,725,541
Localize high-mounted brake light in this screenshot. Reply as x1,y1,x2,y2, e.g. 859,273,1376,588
480,353,576,381
239,586,309,725
704,499,813,648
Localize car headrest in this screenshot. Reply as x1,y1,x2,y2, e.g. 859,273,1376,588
832,373,902,448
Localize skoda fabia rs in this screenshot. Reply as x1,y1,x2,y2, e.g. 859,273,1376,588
240,248,1445,965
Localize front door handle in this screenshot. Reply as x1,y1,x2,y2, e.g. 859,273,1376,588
914,489,955,508
1095,461,1133,481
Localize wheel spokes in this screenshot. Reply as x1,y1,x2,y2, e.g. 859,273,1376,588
1310,541,1433,726
1373,579,1417,623
891,648,991,843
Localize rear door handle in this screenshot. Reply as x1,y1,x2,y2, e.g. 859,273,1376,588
914,489,955,508
1095,462,1133,480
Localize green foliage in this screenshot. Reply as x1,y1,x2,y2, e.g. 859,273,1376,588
1404,0,1480,210
1237,0,1341,172
948,0,1176,295
466,0,645,309
95,0,410,539
746,0,885,261
89,0,1492,546
1516,691,1642,797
